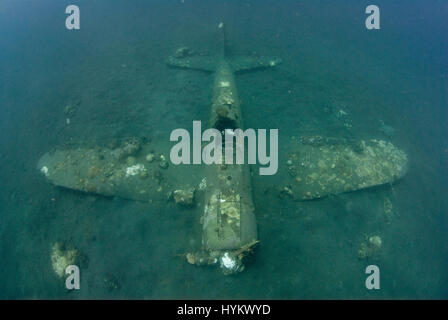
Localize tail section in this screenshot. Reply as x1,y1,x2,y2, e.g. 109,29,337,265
166,23,281,73
218,22,228,57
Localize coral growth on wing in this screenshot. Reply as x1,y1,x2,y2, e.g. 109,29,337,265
283,136,408,200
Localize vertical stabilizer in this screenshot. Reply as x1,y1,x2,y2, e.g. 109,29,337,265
218,22,228,57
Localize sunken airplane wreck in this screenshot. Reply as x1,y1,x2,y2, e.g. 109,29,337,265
38,23,408,276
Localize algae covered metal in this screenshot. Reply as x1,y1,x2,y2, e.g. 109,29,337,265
38,138,180,202
283,136,408,200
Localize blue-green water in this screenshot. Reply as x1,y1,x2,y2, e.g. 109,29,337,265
0,0,447,299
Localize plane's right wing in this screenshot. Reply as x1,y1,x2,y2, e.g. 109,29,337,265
275,135,408,201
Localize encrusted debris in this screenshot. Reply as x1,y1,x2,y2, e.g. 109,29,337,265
171,187,196,207
358,235,382,260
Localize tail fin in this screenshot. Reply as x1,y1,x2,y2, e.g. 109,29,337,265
167,22,282,73
218,22,228,57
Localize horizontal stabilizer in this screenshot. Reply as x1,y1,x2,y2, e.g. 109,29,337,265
283,136,408,200
230,55,282,73
166,48,281,74
166,50,216,72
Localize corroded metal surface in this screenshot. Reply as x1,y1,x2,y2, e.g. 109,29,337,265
37,140,186,202
284,136,408,200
